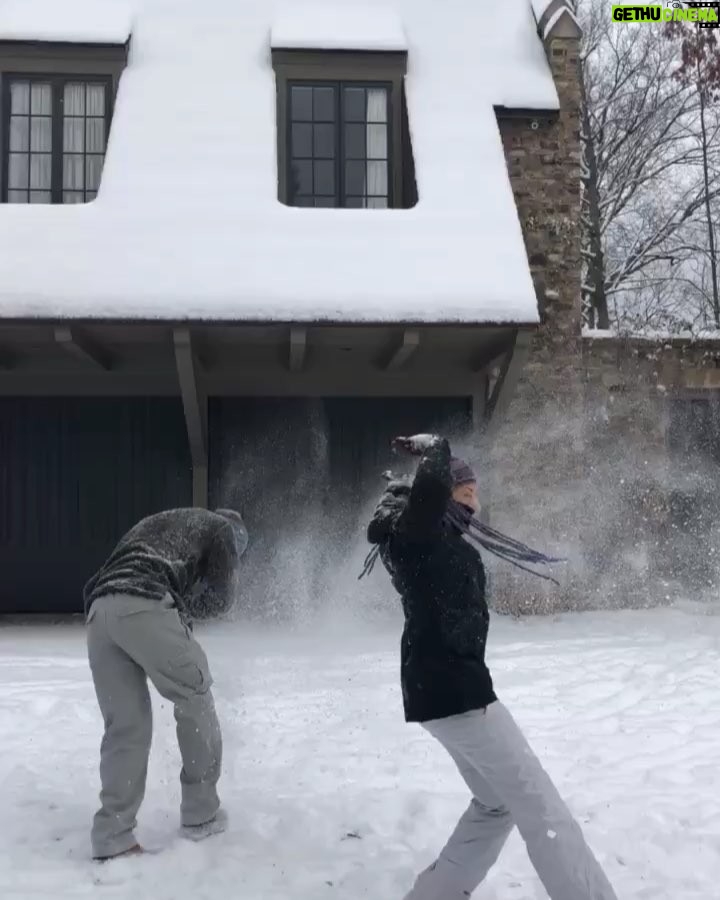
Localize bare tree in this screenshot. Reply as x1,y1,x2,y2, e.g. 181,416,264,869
665,15,720,325
578,0,720,329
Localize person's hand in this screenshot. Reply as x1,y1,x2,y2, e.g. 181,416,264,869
391,434,439,456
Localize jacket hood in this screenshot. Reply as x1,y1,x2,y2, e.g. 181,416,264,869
367,480,411,544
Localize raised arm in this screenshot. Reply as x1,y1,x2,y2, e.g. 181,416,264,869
395,434,452,541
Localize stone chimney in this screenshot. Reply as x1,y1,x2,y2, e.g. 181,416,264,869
498,0,583,365
487,2,585,615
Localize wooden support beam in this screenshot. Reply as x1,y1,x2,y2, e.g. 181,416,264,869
173,327,208,508
470,342,510,374
380,329,420,371
484,329,532,429
54,327,111,370
289,326,307,372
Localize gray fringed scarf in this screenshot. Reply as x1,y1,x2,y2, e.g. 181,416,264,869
360,474,564,583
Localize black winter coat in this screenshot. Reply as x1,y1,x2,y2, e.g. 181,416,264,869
367,438,496,722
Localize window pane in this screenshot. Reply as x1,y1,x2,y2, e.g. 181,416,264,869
294,196,313,207
8,153,29,190
31,83,52,115
291,86,312,121
86,84,105,116
9,116,29,152
291,123,312,158
314,160,334,195
315,197,335,208
312,86,334,122
345,196,365,208
30,154,52,190
86,155,104,191
290,160,312,196
313,124,334,159
366,88,387,123
29,190,52,203
64,83,85,116
367,197,388,209
10,81,29,114
7,189,28,203
344,124,365,160
86,118,106,153
64,117,84,152
345,160,366,195
343,87,365,123
367,124,387,160
30,118,51,152
366,161,388,196
63,191,85,204
86,190,98,201
63,154,85,190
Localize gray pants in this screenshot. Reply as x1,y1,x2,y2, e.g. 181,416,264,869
405,702,618,900
87,594,222,858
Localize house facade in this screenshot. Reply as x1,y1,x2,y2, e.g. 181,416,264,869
0,0,582,614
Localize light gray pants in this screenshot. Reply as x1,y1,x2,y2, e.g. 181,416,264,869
87,594,222,858
405,702,618,900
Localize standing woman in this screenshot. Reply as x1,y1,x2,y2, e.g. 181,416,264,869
366,434,618,900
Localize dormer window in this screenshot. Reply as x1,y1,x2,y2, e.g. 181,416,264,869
288,81,391,208
4,76,110,203
272,50,417,209
0,39,127,204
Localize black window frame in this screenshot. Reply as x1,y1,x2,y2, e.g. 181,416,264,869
1,71,114,204
286,78,394,209
272,49,409,209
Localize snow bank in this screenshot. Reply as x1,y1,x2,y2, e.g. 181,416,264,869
0,0,557,324
270,2,407,51
0,0,132,44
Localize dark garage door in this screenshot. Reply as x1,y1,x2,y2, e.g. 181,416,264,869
0,398,191,614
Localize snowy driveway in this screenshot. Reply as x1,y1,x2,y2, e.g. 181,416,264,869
1,608,719,899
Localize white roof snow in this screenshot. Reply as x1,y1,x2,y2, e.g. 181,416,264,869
0,0,132,44
0,0,559,325
542,6,581,39
270,3,408,52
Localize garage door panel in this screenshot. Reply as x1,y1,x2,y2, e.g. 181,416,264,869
0,398,191,614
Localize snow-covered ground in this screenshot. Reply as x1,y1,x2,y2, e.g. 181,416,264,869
1,607,719,899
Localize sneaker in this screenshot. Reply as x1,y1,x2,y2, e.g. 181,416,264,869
94,843,144,863
181,808,228,842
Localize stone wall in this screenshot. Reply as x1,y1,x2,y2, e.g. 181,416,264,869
484,332,720,615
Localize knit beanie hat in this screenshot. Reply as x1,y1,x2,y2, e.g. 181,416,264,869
450,457,476,487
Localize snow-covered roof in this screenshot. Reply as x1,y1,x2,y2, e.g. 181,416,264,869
542,6,581,40
0,0,132,44
0,0,559,325
270,3,408,52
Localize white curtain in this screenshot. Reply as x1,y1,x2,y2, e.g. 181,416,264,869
365,88,388,204
63,155,84,191
31,83,51,115
64,83,85,116
29,153,51,190
10,82,29,114
86,84,105,117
